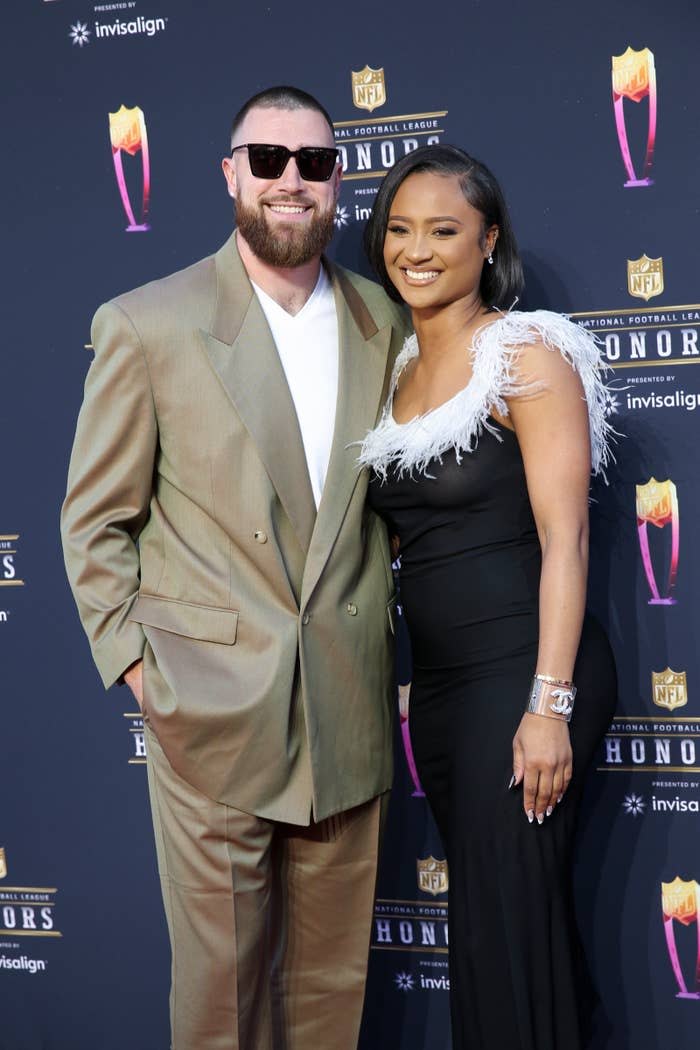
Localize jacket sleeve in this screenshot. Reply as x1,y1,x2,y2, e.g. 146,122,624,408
61,300,158,688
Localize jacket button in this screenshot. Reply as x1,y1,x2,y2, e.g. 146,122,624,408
254,530,267,544
302,613,310,625
346,602,358,616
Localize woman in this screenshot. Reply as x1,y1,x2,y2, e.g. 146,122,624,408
358,145,617,1050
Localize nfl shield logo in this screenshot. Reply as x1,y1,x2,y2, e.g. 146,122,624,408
652,668,688,712
627,255,664,301
663,877,699,926
352,67,387,113
417,856,448,896
635,477,675,527
109,104,146,156
612,46,654,102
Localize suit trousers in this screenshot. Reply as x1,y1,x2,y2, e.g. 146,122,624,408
144,723,383,1050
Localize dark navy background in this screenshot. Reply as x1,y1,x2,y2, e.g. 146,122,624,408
2,1,699,1047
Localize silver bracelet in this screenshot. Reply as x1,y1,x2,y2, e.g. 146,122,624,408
526,675,577,722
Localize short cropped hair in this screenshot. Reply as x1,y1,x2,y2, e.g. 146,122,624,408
230,86,335,147
363,144,524,309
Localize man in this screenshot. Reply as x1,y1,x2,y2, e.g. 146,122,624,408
61,86,407,1049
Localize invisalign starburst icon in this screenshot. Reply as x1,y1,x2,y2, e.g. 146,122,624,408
69,22,91,47
623,793,646,816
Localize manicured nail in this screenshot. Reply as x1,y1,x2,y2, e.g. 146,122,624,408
527,810,534,824
536,813,544,825
557,795,563,804
508,774,516,790
546,805,553,817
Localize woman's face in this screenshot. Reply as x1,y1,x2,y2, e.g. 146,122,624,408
382,171,497,311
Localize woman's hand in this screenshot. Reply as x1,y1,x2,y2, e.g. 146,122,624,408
512,713,572,823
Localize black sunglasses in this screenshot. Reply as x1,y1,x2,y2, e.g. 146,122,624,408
231,143,339,182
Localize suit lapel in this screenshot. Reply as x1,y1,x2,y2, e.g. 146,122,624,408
301,264,393,605
200,234,316,552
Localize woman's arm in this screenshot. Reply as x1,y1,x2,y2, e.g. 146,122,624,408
505,339,592,824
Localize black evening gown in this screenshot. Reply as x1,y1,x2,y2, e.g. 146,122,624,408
367,422,617,1050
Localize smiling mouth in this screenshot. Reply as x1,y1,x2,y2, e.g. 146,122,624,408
265,203,311,216
402,268,440,282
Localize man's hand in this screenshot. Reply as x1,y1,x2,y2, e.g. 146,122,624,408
124,660,144,710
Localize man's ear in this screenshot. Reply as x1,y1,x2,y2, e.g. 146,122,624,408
221,156,237,199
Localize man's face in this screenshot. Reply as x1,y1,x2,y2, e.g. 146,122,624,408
222,106,341,268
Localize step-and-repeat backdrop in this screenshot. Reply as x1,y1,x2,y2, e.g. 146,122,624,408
2,2,698,1047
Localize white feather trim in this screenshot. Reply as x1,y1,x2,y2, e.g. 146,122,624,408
357,309,615,481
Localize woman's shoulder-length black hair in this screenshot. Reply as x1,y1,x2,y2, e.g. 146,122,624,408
363,144,524,310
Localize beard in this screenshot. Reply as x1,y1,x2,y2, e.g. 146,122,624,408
235,194,337,268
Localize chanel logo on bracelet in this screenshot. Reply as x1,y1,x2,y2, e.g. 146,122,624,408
549,689,575,717
527,675,577,722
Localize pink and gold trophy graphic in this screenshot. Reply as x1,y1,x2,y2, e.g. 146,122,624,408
636,478,679,605
612,46,657,187
399,682,425,798
109,104,151,232
662,877,700,999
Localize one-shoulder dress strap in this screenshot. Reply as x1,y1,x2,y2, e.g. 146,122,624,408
387,333,420,398
473,309,615,477
357,310,615,481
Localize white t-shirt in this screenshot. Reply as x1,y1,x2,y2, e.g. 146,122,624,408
252,267,339,509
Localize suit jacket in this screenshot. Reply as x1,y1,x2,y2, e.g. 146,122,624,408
61,233,408,823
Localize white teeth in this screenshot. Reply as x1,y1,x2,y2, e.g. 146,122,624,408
405,269,439,280
269,205,306,214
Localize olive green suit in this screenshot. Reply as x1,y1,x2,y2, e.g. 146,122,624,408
61,232,407,1049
